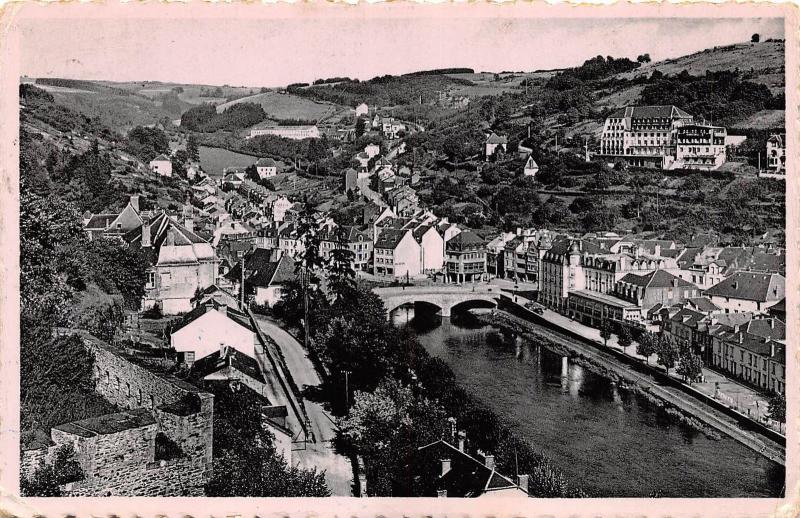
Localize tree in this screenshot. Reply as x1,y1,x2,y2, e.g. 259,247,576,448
125,126,169,162
21,444,85,497
751,33,760,43
637,53,651,63
636,332,657,364
617,325,633,355
205,383,330,497
676,350,704,384
186,134,200,162
326,228,357,303
768,393,785,431
294,201,326,347
655,336,679,374
599,319,612,346
355,117,366,138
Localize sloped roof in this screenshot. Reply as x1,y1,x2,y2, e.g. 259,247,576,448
191,347,265,384
375,228,411,249
256,157,277,167
415,439,523,498
85,213,118,230
249,254,297,287
447,230,485,251
619,269,695,289
170,301,253,335
704,272,784,303
486,132,507,144
608,105,693,119
685,297,720,313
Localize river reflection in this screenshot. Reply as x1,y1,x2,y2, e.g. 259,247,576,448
393,304,784,498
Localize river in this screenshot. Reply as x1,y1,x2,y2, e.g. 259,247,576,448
393,305,784,498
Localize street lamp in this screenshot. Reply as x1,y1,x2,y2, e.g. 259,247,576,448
343,370,352,410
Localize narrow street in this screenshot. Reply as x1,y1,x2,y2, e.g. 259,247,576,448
252,315,354,496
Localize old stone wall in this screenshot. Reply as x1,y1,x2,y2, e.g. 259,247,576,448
23,330,214,496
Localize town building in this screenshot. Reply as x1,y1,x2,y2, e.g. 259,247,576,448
320,225,374,272
598,105,695,169
373,228,421,278
255,157,279,179
523,155,539,177
762,133,786,178
380,117,406,139
355,102,369,117
708,317,786,394
485,232,516,278
248,124,320,140
485,133,508,160
704,271,785,314
170,301,255,361
675,124,727,170
446,231,487,283
364,143,381,159
83,196,144,241
125,213,218,315
414,438,528,498
614,269,700,311
149,154,173,177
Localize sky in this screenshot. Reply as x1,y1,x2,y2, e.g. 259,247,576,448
19,15,784,88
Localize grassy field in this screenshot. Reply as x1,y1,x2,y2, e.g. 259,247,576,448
594,84,646,110
618,40,784,88
733,109,785,130
214,91,347,121
198,145,259,176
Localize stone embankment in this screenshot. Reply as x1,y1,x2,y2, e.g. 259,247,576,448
479,310,786,466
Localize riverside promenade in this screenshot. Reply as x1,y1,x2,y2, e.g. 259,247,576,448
490,292,785,466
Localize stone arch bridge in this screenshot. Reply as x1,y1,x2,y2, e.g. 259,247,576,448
373,285,501,317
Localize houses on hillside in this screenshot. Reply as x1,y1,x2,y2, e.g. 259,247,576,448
149,154,173,177
761,133,786,178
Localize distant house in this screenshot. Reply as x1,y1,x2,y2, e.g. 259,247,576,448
256,157,279,179
149,154,173,177
364,143,381,159
704,271,785,314
485,133,507,160
355,103,369,117
83,195,144,241
523,155,539,177
615,269,700,311
762,133,786,177
170,301,255,360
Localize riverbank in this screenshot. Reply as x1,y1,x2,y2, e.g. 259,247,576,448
477,309,785,466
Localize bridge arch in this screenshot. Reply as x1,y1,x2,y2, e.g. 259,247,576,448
374,286,501,318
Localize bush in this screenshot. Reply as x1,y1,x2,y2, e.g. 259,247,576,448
141,303,163,320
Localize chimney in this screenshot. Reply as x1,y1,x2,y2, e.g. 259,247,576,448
770,318,775,329
457,430,466,452
733,281,739,290
517,474,529,491
130,195,140,212
655,244,661,256
440,458,451,477
770,342,775,357
141,221,151,247
738,333,743,344
165,228,176,246
484,454,495,470
185,218,194,233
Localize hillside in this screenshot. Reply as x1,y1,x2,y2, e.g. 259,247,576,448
215,90,347,122
619,39,785,93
